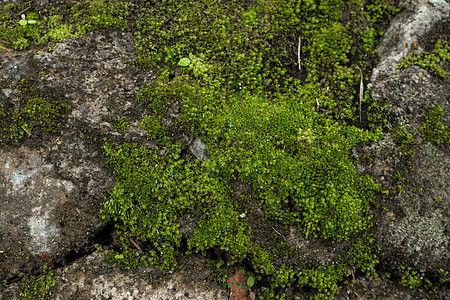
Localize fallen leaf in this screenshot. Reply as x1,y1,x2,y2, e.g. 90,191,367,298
249,290,256,300
226,269,248,300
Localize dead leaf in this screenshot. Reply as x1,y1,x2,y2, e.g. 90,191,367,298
226,269,249,300
249,290,256,300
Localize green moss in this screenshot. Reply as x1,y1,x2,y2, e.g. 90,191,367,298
96,0,401,297
420,106,450,146
297,263,347,299
438,269,449,283
345,236,379,279
397,39,450,81
107,245,155,270
100,76,383,295
367,97,391,130
111,116,128,134
19,265,55,300
393,171,405,193
0,0,133,50
0,0,404,298
0,3,40,50
0,83,71,144
391,126,417,161
398,266,423,289
207,259,227,283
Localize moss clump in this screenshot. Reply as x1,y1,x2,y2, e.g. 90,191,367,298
391,126,417,161
398,266,424,289
420,106,450,146
0,0,134,50
140,115,166,139
97,0,401,298
19,265,55,300
0,85,71,144
100,74,384,297
367,97,391,130
344,236,379,279
397,39,450,81
111,116,128,134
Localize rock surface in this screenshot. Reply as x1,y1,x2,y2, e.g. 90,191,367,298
363,0,449,272
2,251,228,300
370,0,449,83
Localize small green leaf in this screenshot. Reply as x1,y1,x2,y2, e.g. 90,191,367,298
27,20,37,24
178,57,191,66
189,52,194,60
19,19,27,26
247,276,255,287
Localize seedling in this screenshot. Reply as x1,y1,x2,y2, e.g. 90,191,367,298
19,15,38,26
178,52,195,66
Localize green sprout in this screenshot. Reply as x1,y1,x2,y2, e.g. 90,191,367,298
19,17,38,26
178,52,195,67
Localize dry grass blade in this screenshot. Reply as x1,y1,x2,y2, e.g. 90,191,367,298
357,66,363,122
129,237,144,254
298,36,301,71
271,226,288,243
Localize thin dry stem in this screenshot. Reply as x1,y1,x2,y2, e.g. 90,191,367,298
129,237,144,254
357,66,363,122
22,127,31,136
271,226,288,243
298,36,301,71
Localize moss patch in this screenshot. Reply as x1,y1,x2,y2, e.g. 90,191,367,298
1,0,403,298
111,116,129,134
420,106,450,146
96,0,400,298
0,0,133,50
0,80,71,145
19,265,55,300
397,39,450,81
391,125,418,162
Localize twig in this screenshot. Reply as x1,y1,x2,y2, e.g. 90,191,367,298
353,291,363,300
22,127,31,136
357,66,363,123
17,6,31,16
271,226,288,243
298,36,301,71
129,237,144,254
0,40,11,44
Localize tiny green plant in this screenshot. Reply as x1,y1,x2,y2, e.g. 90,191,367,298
19,265,55,300
178,52,195,67
19,17,38,26
420,106,450,146
111,116,129,134
400,269,422,289
247,276,255,288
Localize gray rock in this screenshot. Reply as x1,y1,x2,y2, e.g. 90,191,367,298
367,0,450,271
189,136,210,162
0,30,152,282
2,251,228,300
388,209,448,266
1,146,65,255
370,0,450,84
